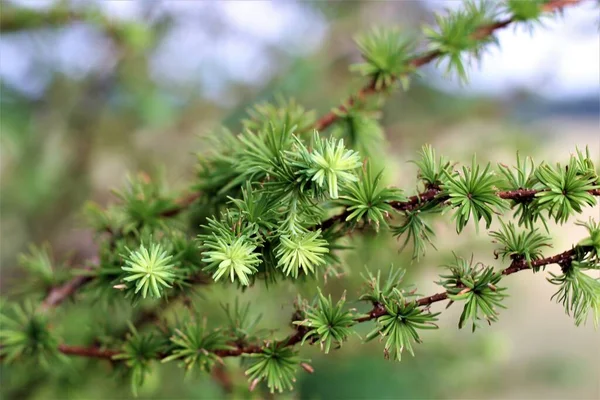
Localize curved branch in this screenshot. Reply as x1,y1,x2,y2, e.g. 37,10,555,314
57,344,117,360
55,244,584,361
39,275,94,312
320,188,600,230
312,0,582,133
38,190,203,312
159,192,202,218
363,245,584,320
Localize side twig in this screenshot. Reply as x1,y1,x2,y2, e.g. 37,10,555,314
320,187,600,230
39,275,94,312
159,192,202,218
38,190,202,311
55,244,581,360
312,0,581,133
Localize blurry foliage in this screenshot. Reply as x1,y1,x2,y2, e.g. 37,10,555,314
1,0,599,399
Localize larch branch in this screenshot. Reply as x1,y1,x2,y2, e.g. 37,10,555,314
312,0,582,133
319,188,600,231
55,243,586,361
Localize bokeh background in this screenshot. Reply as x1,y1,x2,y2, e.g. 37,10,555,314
1,1,599,399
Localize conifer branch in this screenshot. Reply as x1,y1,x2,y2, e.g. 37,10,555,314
42,182,597,312
363,245,588,318
4,1,597,395
39,274,94,312
321,187,600,230
38,190,203,312
39,186,598,311
54,243,589,361
159,192,202,218
312,0,582,133
57,344,118,360
211,364,235,394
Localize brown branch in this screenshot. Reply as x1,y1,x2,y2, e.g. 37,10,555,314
502,247,578,275
318,188,441,230
497,188,540,200
159,192,202,218
114,272,213,338
57,344,118,360
56,243,586,362
359,244,585,321
39,274,94,312
211,364,234,394
312,0,582,133
388,187,442,211
319,210,351,231
38,190,203,312
319,187,600,231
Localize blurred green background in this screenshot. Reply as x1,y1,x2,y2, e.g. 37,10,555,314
1,1,598,399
